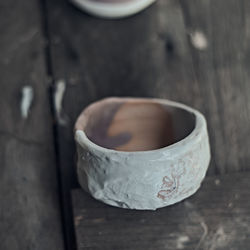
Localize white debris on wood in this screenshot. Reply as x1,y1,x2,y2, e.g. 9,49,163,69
215,179,221,186
74,215,83,226
54,79,68,125
177,235,189,249
190,31,208,50
194,221,208,250
209,226,233,250
21,86,34,119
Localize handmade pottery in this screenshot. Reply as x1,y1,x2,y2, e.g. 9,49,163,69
75,97,210,210
71,0,157,19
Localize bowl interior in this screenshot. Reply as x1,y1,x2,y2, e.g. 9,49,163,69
78,99,196,151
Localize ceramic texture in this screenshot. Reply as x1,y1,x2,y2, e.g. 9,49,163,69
75,97,210,210
71,0,156,19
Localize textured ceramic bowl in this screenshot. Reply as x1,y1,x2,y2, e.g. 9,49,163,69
75,97,210,210
71,0,156,19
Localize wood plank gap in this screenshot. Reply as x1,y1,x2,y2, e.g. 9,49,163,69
39,0,77,249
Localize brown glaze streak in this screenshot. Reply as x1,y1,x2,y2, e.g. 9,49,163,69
157,165,186,201
84,102,132,149
157,175,178,200
108,102,175,151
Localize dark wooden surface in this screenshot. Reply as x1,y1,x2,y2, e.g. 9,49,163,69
46,0,202,248
44,0,250,246
46,0,250,182
45,0,250,249
1,0,250,249
0,1,64,249
179,0,250,174
72,172,250,250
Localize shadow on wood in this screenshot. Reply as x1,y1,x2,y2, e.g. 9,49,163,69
72,172,250,250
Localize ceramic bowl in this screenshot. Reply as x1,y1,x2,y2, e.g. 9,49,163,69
71,0,157,19
75,97,210,210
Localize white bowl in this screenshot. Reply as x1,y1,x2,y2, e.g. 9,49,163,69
75,97,210,210
71,0,157,19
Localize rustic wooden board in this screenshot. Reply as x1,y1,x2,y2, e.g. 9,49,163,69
72,173,250,250
46,0,250,182
179,0,250,174
45,0,199,247
45,0,250,248
0,1,64,249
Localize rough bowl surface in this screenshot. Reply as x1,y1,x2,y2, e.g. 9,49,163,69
75,97,210,210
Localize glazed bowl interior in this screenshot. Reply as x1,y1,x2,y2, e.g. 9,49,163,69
76,98,196,152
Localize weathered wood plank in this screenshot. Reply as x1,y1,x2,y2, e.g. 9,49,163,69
72,172,250,250
179,0,250,174
0,1,64,249
47,0,250,183
45,0,199,247
46,0,250,247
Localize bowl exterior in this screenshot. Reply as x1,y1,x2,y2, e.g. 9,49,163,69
71,0,156,19
75,119,210,210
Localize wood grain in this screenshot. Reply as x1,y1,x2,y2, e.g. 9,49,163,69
45,0,250,248
179,0,250,174
46,0,250,180
0,1,64,249
45,0,199,247
72,172,250,250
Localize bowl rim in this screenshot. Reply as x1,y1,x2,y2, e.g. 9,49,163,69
75,97,207,156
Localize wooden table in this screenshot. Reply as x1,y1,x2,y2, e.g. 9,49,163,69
1,0,250,249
